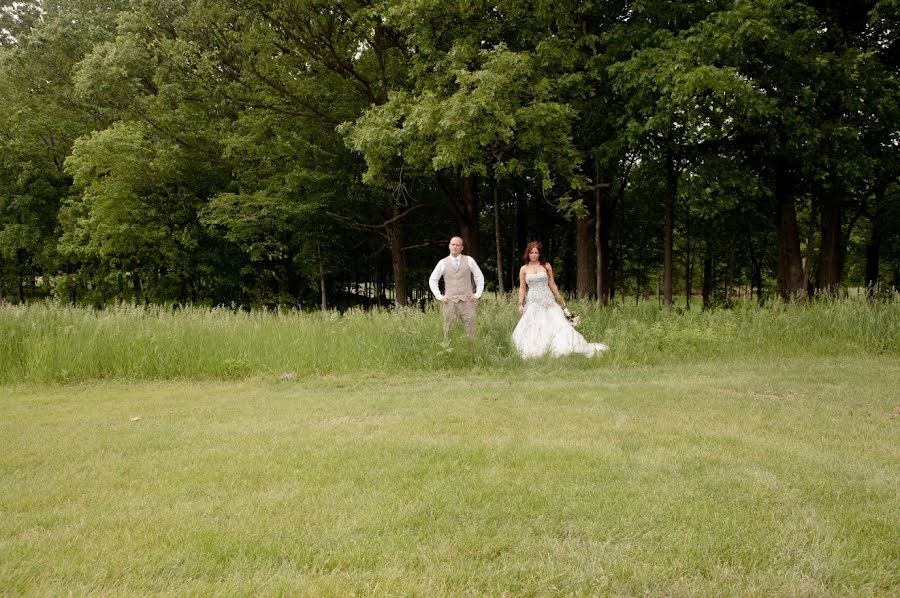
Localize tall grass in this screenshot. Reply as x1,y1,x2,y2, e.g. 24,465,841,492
1,294,897,383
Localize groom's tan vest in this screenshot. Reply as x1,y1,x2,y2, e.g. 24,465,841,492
443,255,474,303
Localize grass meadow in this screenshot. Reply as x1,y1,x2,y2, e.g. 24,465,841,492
1,294,898,382
1,296,898,595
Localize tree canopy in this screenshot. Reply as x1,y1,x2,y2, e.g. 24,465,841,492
1,0,897,307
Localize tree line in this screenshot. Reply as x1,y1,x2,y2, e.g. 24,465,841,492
1,0,897,309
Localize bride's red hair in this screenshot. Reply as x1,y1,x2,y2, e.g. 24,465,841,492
522,241,547,265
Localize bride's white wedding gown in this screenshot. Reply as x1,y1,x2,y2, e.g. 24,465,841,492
512,271,609,358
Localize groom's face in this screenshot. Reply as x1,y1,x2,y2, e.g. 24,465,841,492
449,238,464,257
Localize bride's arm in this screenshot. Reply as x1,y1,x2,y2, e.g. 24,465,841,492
545,264,566,308
517,267,527,315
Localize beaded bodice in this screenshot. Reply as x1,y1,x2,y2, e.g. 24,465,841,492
525,271,553,305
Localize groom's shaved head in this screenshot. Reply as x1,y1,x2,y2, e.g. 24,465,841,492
448,236,464,257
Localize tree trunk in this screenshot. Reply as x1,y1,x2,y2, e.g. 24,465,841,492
576,208,595,299
865,202,883,297
387,224,408,307
594,183,610,305
589,162,610,304
775,195,804,301
702,253,713,309
285,249,300,302
317,243,327,312
753,266,763,306
657,266,662,306
685,204,692,311
816,196,842,294
747,231,765,305
133,269,143,304
725,236,736,305
515,189,527,263
493,184,505,294
439,174,480,262
663,154,677,309
802,200,817,298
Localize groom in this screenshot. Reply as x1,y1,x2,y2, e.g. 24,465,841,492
428,236,485,337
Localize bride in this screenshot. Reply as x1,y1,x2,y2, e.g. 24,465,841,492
512,241,609,358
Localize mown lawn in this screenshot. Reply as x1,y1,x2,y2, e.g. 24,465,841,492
1,356,898,595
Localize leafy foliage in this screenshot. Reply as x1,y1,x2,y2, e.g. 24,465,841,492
0,0,897,307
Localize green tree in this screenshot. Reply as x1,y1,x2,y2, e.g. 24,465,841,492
345,43,586,288
0,0,125,302
611,17,766,307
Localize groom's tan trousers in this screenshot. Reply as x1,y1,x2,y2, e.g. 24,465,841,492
443,299,476,337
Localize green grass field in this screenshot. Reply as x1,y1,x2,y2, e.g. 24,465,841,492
2,357,898,595
1,298,898,594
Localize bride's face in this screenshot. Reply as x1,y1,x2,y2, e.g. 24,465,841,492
529,248,540,262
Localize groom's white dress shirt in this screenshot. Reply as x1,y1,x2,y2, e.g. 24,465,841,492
429,255,485,301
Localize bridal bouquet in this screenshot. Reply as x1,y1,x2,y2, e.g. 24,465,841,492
562,307,580,327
